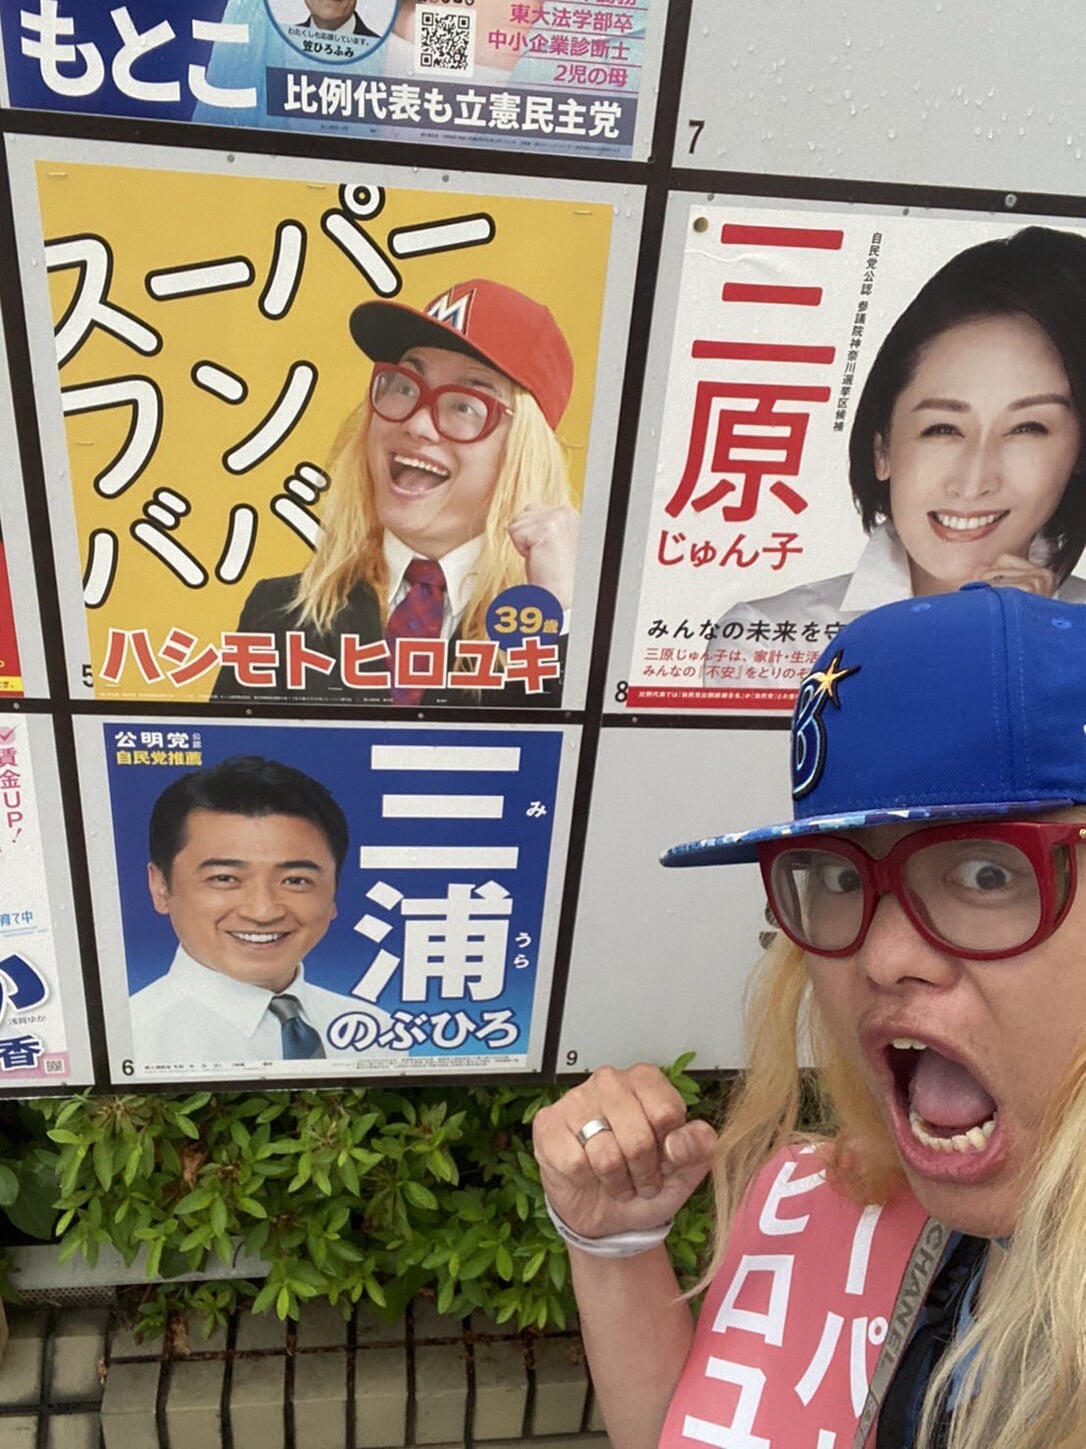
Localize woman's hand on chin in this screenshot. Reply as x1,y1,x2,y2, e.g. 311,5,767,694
507,504,580,609
969,551,1057,598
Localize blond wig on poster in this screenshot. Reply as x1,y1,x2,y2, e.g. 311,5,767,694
702,932,1086,1449
291,390,572,650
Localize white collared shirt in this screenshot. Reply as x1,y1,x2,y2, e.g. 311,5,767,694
383,531,485,640
720,521,1086,636
705,521,1086,692
128,945,364,1070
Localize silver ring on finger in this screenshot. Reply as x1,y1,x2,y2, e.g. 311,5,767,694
576,1117,613,1148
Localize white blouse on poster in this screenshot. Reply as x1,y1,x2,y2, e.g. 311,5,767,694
713,520,1086,642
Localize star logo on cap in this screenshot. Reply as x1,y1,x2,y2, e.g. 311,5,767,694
809,649,860,708
792,648,861,800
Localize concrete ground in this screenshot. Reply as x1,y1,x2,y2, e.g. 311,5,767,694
0,1299,609,1448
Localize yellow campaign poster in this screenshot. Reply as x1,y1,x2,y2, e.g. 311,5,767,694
38,161,612,707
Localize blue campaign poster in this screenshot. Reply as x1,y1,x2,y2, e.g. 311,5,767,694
3,1,650,158
102,720,562,1075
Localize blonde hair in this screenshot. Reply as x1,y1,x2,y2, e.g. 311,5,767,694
708,934,1086,1449
916,1038,1086,1449
701,935,903,1280
291,387,572,645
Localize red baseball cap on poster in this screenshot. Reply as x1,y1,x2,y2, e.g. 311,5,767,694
349,278,575,429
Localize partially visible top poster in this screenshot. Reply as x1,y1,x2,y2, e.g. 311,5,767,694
1,0,663,160
619,201,1086,714
14,147,624,711
0,311,48,699
0,522,22,698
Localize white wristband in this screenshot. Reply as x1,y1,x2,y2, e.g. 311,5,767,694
544,1196,674,1259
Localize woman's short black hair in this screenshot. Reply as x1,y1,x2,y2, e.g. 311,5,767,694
148,755,349,884
849,226,1086,583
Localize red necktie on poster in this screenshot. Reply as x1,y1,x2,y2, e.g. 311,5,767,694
385,558,448,705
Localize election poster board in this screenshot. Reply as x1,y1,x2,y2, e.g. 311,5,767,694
0,0,668,162
674,0,1086,198
613,197,1086,716
0,715,93,1089
562,726,791,1072
9,137,638,713
76,715,576,1082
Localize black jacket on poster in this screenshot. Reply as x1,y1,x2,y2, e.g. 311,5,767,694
210,573,563,708
301,13,379,38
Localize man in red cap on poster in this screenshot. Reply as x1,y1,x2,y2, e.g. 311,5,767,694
214,277,579,707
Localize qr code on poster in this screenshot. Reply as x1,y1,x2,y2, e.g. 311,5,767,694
418,5,476,74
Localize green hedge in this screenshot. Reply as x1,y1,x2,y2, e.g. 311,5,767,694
0,1057,728,1343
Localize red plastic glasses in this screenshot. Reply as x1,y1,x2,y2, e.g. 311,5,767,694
759,820,1086,960
370,363,513,443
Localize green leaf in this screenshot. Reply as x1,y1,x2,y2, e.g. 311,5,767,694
92,1137,114,1191
175,1188,215,1214
458,1252,491,1282
52,1100,83,1127
402,1181,438,1211
210,1197,228,1237
522,1249,546,1282
291,1262,328,1290
251,1282,279,1315
145,1238,165,1280
0,1163,19,1207
56,1234,84,1265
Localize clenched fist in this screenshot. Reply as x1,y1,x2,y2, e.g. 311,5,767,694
507,504,579,609
532,1064,718,1242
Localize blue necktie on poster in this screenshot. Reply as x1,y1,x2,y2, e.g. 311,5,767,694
268,995,325,1060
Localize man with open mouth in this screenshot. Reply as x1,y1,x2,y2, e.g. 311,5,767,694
213,277,579,708
534,581,1086,1449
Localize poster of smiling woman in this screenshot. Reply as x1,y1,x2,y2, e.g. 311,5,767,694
617,201,1086,715
9,138,631,711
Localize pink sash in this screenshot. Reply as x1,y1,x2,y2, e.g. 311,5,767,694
660,1144,930,1449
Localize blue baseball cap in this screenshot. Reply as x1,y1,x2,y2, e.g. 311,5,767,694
662,583,1086,869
